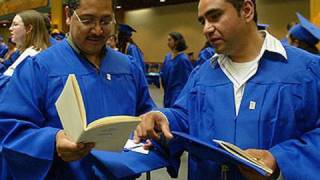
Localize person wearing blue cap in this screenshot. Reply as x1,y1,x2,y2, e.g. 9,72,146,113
257,23,269,30
194,41,215,67
117,23,146,73
280,21,298,45
289,12,320,54
0,0,177,179
0,36,8,59
135,0,320,179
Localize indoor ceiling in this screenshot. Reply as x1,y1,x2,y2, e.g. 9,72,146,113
113,0,198,10
0,0,198,24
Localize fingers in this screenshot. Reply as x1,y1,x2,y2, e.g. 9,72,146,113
56,130,94,162
58,143,93,162
160,121,173,140
238,165,266,180
133,130,140,143
136,111,172,142
143,139,153,150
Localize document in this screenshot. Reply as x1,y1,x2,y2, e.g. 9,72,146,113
55,74,141,151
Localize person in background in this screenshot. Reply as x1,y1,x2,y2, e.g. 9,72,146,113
281,21,297,45
289,12,320,54
43,14,58,45
0,9,50,179
135,0,320,179
194,41,215,67
0,10,50,90
106,34,118,50
160,32,193,108
0,0,175,179
0,36,8,59
117,24,146,73
0,38,20,73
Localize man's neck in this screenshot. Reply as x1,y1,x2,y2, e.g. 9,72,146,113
86,54,102,69
67,36,104,69
230,29,265,63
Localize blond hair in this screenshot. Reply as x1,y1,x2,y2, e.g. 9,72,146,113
18,10,50,51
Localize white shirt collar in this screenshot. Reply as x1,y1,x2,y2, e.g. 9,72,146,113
210,30,288,66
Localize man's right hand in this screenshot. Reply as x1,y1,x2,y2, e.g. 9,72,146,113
134,111,173,146
56,130,94,162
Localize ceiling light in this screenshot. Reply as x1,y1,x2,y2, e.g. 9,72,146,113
160,0,166,2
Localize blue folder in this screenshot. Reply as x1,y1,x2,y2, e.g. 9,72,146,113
91,144,177,179
171,131,270,176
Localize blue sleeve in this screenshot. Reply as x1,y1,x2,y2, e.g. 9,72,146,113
0,58,59,179
130,60,156,115
269,58,320,179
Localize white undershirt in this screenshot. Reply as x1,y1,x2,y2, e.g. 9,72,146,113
214,31,287,116
220,55,260,115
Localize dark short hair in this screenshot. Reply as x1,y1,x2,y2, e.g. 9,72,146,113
66,0,114,15
169,32,188,52
226,0,258,23
67,0,80,10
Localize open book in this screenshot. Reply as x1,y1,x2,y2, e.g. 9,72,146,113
172,131,273,176
55,74,141,151
213,139,273,175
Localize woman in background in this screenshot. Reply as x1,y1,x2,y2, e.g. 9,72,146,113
0,9,50,179
0,10,50,89
160,32,193,108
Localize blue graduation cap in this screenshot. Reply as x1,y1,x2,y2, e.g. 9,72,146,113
289,12,320,45
118,24,136,37
257,23,269,30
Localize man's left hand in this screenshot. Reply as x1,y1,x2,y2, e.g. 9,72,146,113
238,149,278,180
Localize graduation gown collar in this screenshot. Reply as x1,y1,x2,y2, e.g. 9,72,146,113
59,39,131,75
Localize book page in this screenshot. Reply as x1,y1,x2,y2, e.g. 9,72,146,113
79,120,140,151
86,116,141,130
71,75,87,130
55,74,84,142
213,139,273,174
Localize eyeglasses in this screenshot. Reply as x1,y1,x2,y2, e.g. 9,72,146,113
73,10,116,29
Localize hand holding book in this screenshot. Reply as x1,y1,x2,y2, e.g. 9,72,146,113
172,131,275,176
238,149,278,179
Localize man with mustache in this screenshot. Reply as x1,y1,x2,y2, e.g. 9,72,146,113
135,0,320,179
0,0,174,179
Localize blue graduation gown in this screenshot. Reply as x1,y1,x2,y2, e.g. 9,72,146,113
127,43,146,73
0,40,173,179
194,47,215,67
160,53,193,108
0,44,8,58
160,45,320,179
0,50,20,74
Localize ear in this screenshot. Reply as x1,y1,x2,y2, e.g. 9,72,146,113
26,24,33,34
65,6,72,25
240,0,255,23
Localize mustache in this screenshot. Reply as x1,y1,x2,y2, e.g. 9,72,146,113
86,35,105,40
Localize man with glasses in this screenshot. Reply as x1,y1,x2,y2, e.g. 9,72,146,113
135,0,320,179
0,0,176,179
